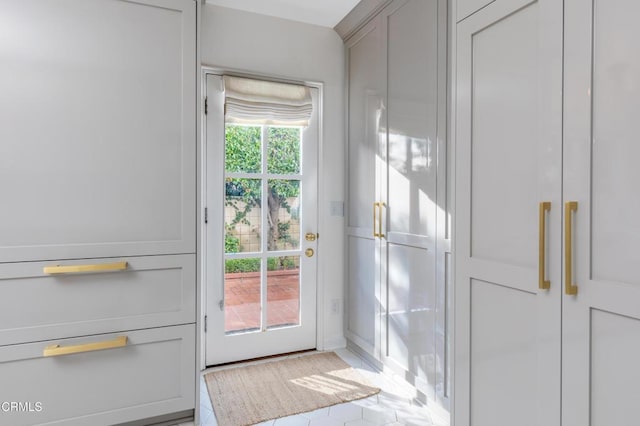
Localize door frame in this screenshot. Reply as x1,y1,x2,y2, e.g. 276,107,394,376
200,67,325,369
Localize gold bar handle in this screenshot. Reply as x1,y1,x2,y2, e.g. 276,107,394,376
539,202,551,290
43,261,128,275
373,202,380,237
378,202,386,239
43,336,128,357
565,201,578,295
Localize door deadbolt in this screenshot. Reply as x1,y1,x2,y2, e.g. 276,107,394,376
305,248,314,257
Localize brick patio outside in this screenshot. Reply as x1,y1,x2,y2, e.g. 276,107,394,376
224,269,300,333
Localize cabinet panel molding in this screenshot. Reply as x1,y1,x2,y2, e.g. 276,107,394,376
0,0,197,263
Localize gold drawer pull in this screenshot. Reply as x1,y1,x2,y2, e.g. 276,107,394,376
43,336,128,357
43,261,128,275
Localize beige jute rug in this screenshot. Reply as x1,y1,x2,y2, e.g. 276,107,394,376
204,352,381,426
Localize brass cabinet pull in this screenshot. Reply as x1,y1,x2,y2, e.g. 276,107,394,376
373,202,380,237
43,261,128,275
565,201,578,295
378,202,386,239
539,202,551,290
43,336,128,357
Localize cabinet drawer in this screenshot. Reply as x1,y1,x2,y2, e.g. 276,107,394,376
0,255,195,346
0,325,195,426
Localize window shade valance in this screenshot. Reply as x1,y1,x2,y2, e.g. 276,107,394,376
223,75,313,127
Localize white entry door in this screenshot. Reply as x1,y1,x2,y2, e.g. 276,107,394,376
205,74,319,365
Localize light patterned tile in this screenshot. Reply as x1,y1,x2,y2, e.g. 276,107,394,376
308,416,345,426
254,421,275,426
351,396,379,408
328,403,363,422
200,409,218,426
334,348,364,368
345,420,377,426
377,393,410,411
301,407,330,420
273,415,311,426
395,405,432,426
200,404,213,416
362,406,396,424
404,419,432,426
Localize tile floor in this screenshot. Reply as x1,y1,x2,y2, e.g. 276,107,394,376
180,348,449,426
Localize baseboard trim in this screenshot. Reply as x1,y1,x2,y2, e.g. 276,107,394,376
116,409,194,426
322,336,347,351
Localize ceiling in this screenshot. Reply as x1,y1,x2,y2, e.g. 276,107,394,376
205,0,360,28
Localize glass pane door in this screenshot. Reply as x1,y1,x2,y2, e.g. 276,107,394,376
223,124,303,334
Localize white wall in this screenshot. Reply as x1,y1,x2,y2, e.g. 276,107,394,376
202,4,346,350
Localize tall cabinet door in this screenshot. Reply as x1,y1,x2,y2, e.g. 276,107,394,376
0,0,196,262
345,16,386,357
454,0,563,425
381,0,445,400
563,1,640,425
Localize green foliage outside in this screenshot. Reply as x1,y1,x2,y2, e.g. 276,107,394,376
224,124,301,273
225,256,298,274
224,232,240,253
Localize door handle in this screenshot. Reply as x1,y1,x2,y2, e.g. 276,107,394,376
305,233,318,241
565,201,578,295
378,202,385,239
373,202,380,237
539,202,551,290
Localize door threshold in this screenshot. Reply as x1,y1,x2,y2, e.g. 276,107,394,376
205,348,317,370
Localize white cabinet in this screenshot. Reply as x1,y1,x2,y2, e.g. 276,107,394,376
563,0,640,424
454,0,563,424
0,1,198,424
454,0,640,424
0,0,196,263
346,11,384,358
345,0,449,404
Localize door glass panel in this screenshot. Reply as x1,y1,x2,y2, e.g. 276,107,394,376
267,256,300,329
225,178,262,253
222,124,306,337
267,179,300,251
224,258,261,334
225,125,261,173
267,127,301,174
